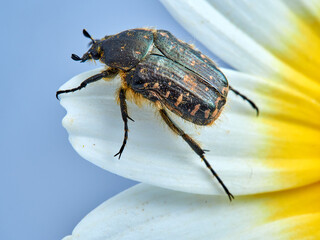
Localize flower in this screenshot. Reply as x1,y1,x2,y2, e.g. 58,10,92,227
63,183,320,240
60,0,320,239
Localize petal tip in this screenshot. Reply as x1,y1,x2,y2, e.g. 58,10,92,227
61,236,73,240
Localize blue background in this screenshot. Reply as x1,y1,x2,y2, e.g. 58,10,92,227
0,1,228,239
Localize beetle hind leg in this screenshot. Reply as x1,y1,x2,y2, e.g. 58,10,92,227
114,88,134,159
159,108,234,201
229,86,259,116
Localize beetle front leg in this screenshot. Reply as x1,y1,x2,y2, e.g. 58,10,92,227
114,88,134,159
159,108,234,201
56,68,119,100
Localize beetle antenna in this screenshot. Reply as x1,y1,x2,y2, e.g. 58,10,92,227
71,54,82,61
83,29,95,44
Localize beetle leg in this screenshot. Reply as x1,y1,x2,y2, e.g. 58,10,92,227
229,86,259,116
159,108,234,201
56,68,119,100
114,88,134,159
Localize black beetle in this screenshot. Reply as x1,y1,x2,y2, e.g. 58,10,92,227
57,28,259,201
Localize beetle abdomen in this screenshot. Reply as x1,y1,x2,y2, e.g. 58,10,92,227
154,30,229,98
127,55,226,125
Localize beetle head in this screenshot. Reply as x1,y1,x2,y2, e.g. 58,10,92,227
71,29,102,63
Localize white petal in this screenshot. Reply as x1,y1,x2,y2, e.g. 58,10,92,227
206,0,320,80
160,0,283,76
58,69,320,196
62,183,320,240
296,0,320,22
160,0,320,98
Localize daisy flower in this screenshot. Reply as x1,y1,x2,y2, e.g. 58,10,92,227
60,0,320,239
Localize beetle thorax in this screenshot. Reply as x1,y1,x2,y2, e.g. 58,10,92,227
100,29,154,71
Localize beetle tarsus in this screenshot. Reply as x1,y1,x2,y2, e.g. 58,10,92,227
56,68,119,100
56,85,82,100
114,88,131,159
127,116,134,122
229,86,259,116
114,149,124,159
159,108,233,200
201,155,234,201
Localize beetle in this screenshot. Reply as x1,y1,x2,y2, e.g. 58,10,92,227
56,28,259,201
